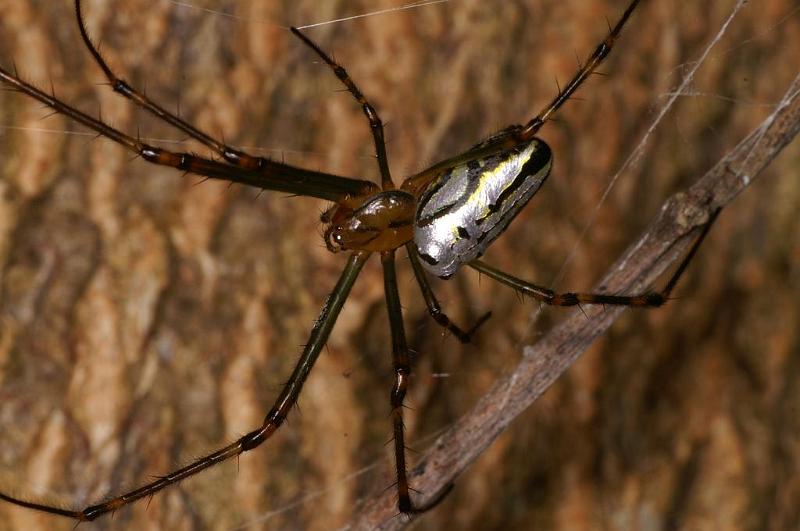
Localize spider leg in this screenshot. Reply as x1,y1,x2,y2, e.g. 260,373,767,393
73,0,296,174
407,245,491,343
291,27,394,191
381,250,416,513
469,208,719,307
401,1,643,198
520,0,642,140
0,65,376,202
0,252,369,521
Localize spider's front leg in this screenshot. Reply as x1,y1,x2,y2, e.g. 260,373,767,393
74,0,320,178
290,27,394,191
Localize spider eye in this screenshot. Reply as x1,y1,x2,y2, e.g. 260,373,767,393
329,227,346,248
324,226,346,252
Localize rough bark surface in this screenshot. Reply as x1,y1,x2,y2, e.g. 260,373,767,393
0,1,798,531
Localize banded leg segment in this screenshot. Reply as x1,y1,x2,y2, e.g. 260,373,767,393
470,209,719,307
407,245,491,343
291,27,394,191
0,65,376,202
381,250,414,512
0,252,369,521
74,0,280,173
75,0,245,170
400,0,643,198
520,0,643,139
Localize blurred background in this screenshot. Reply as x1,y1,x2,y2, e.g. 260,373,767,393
0,0,798,529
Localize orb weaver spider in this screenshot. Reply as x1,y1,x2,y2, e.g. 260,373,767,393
4,0,792,528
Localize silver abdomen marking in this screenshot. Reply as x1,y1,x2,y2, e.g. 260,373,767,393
414,137,552,278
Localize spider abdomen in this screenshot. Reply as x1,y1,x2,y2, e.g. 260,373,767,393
413,137,552,278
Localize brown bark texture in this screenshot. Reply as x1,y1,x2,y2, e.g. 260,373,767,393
0,1,799,530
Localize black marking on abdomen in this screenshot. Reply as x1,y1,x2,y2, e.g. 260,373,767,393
418,252,439,265
475,202,501,226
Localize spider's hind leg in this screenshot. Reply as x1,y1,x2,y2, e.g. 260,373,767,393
470,208,720,308
407,246,491,343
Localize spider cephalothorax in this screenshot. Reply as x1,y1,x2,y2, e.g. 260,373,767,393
322,190,416,252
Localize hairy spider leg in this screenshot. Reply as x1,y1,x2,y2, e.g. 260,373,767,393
0,65,375,202
407,247,492,343
291,27,394,191
380,251,415,511
469,209,720,307
73,0,380,196
0,252,368,520
519,0,643,140
401,0,644,196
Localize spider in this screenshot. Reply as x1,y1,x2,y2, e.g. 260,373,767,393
3,0,780,524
